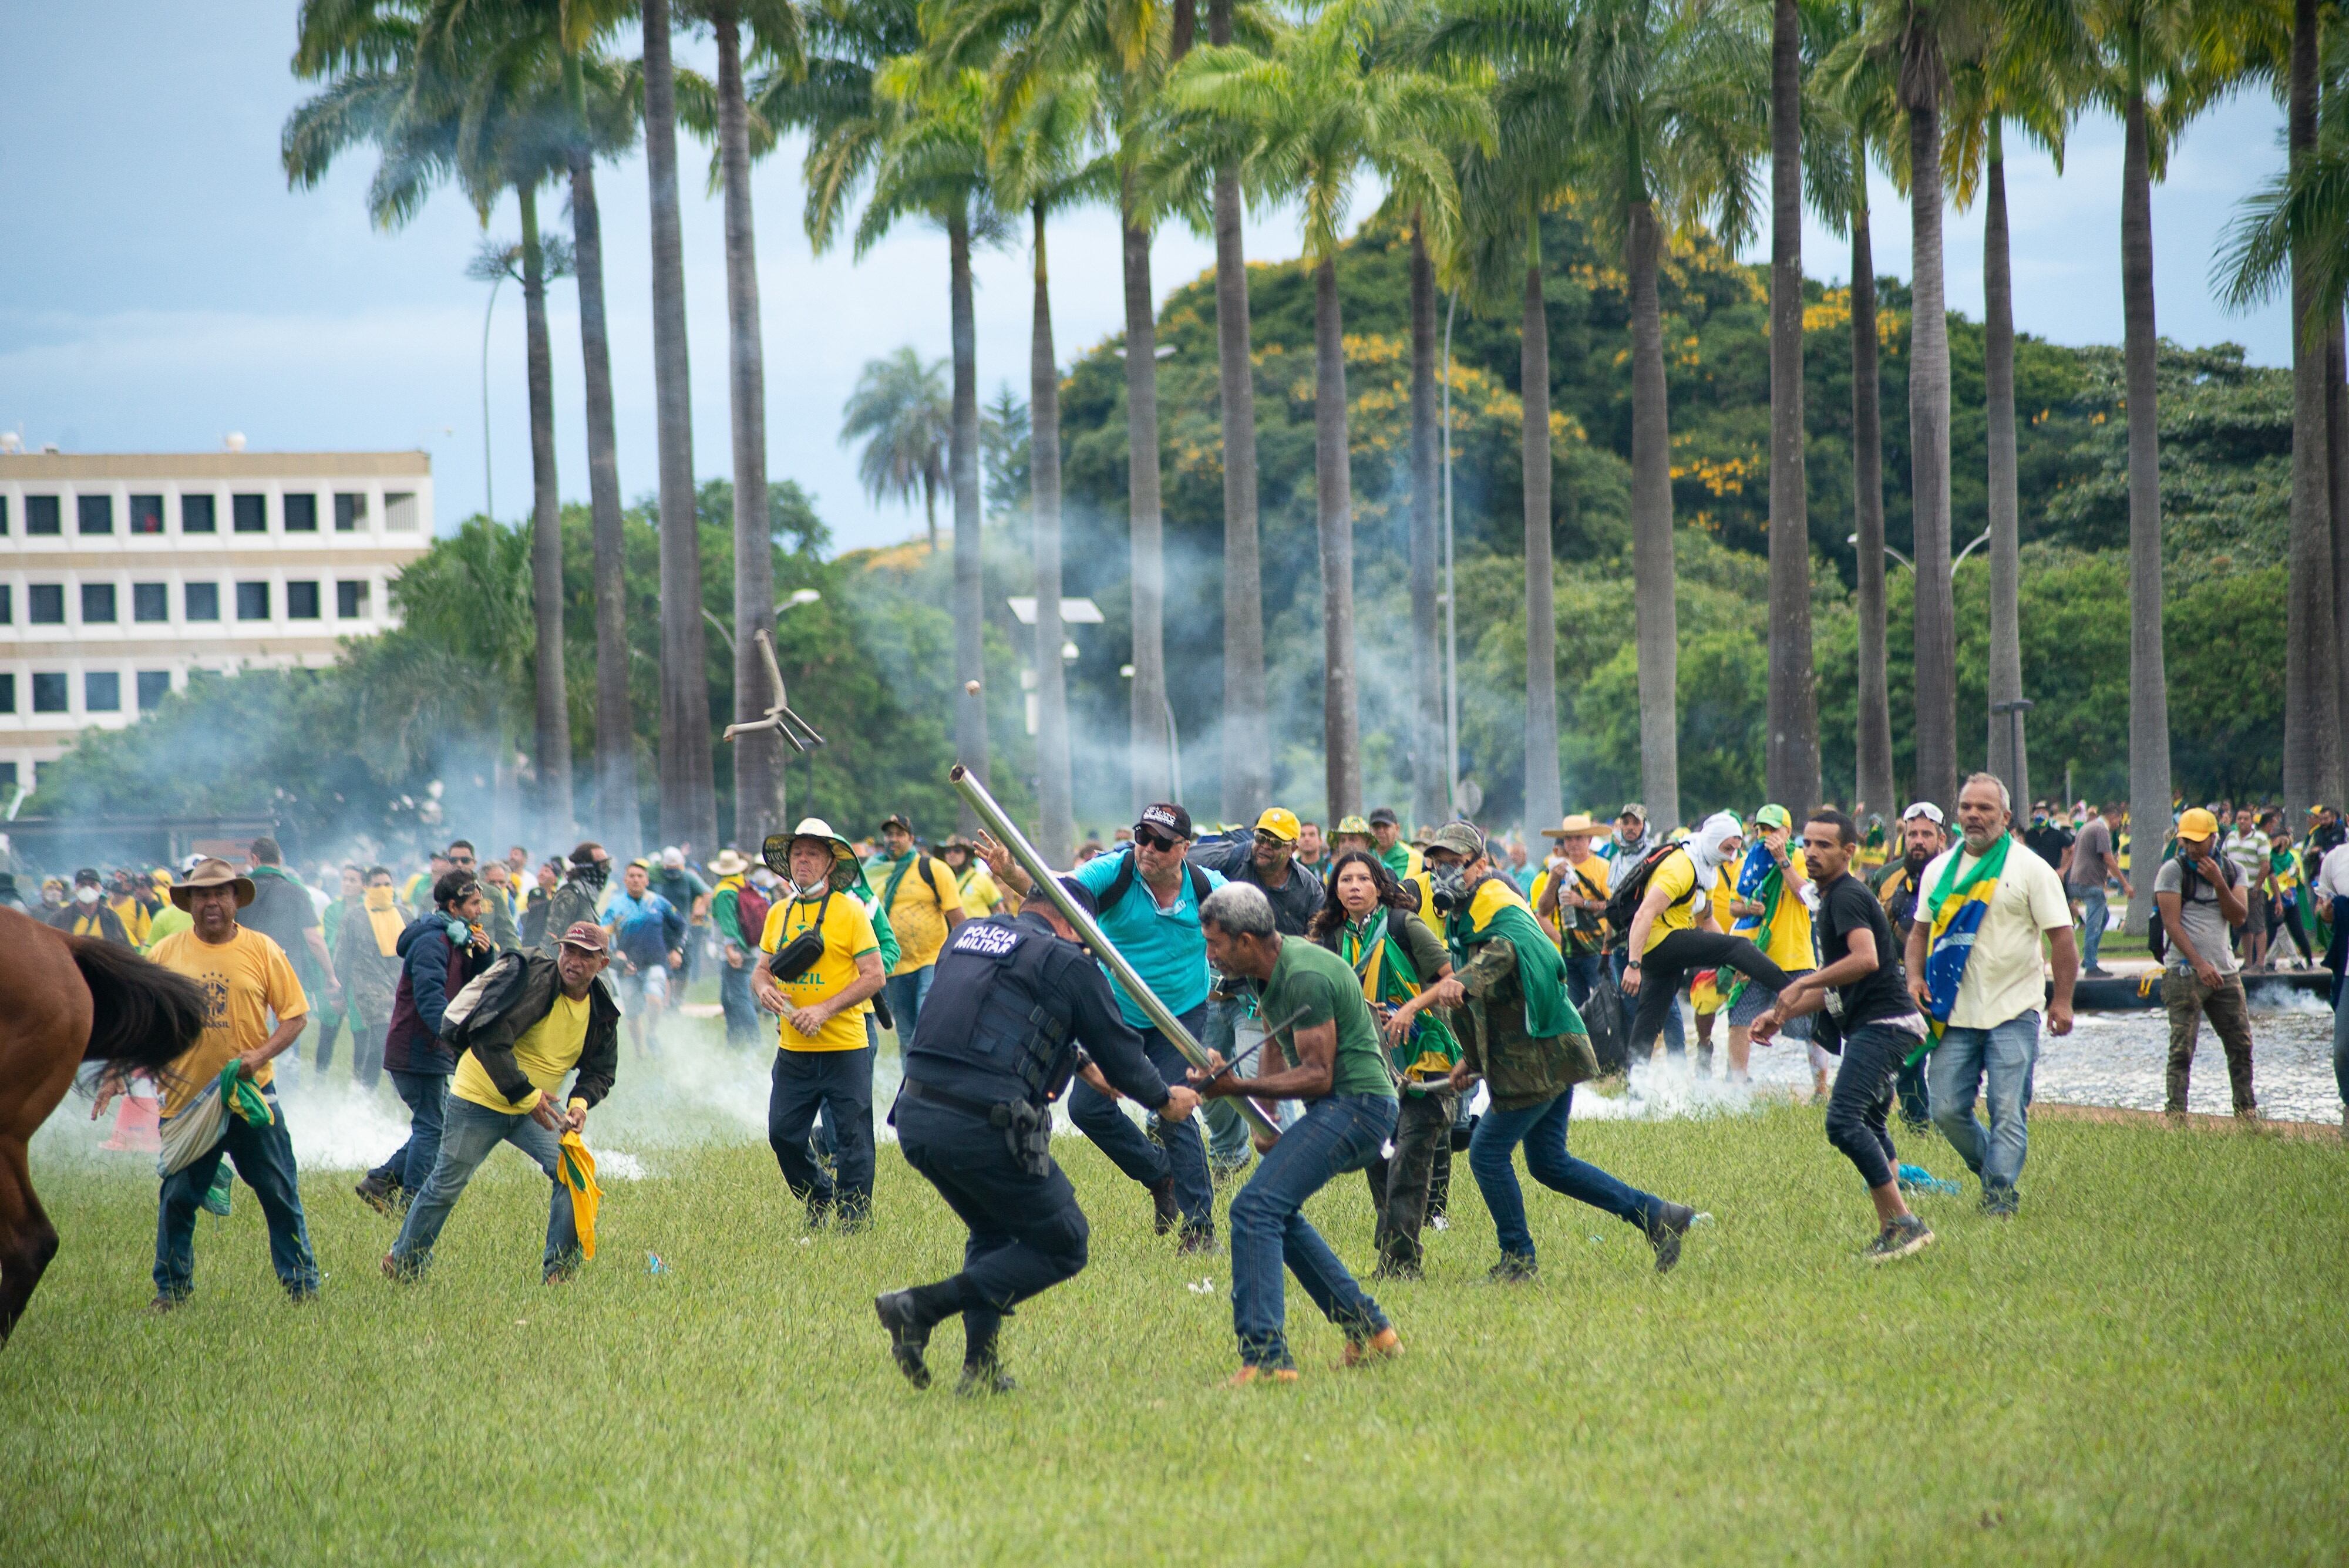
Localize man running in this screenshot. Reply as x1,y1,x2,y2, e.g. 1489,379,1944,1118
355,872,493,1214
1192,883,1401,1383
604,860,685,1055
1752,811,1933,1261
115,858,319,1308
1620,814,1792,1065
332,865,405,1089
1599,804,1681,1058
867,814,966,1042
938,836,1004,918
537,844,612,958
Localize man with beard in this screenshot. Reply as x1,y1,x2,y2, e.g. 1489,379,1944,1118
1872,803,1948,1126
537,844,613,960
1598,805,1680,1059
1193,809,1326,1176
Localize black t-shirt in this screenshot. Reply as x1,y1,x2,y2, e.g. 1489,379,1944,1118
243,867,320,962
1812,870,1916,1033
2024,822,2073,870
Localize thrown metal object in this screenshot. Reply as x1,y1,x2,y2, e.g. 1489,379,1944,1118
721,628,827,752
949,764,1280,1142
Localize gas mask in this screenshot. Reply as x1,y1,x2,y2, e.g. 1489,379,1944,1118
1427,862,1470,913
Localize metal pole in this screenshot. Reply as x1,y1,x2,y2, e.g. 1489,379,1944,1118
949,764,1280,1140
1442,288,1459,818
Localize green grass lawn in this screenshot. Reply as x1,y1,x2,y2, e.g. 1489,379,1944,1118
5,1103,2344,1565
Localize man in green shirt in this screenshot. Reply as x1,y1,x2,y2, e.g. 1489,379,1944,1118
1192,882,1400,1385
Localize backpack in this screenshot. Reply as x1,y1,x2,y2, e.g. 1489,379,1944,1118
1602,843,1685,938
733,881,771,948
1098,843,1213,914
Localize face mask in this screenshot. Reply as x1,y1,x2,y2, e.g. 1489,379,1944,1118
1428,863,1469,912
76,886,102,905
574,860,610,893
365,887,395,911
790,876,831,900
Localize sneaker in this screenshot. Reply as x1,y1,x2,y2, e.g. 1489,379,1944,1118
1863,1214,1935,1263
1149,1177,1180,1236
1980,1183,2018,1219
2082,965,2112,978
1226,1364,1300,1388
353,1173,398,1216
873,1290,933,1389
1177,1224,1216,1256
148,1293,186,1314
1647,1201,1697,1274
1341,1327,1404,1368
1488,1252,1539,1284
957,1362,1017,1397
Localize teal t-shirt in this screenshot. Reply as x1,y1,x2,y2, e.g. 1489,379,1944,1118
1071,848,1227,1028
1257,937,1398,1101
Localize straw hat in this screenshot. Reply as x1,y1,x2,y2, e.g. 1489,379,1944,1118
169,857,255,910
709,849,751,876
1542,813,1600,839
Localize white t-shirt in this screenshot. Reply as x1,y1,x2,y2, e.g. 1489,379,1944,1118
1917,839,2074,1029
2316,843,2349,905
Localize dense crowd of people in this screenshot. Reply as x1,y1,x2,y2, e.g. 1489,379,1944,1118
12,774,2349,1389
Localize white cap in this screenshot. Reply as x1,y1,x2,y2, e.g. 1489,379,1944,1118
660,846,685,869
1900,801,1946,825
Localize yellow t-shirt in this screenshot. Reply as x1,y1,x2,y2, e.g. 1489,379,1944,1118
452,990,593,1115
955,865,1002,920
1746,848,1816,973
874,853,961,975
760,893,880,1052
1532,855,1611,953
1404,870,1436,927
112,895,153,945
148,927,308,1118
1638,848,1711,955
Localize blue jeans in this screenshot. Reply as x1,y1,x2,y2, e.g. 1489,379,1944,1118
389,1096,580,1276
1825,1022,1913,1190
1229,1092,1397,1369
1067,1004,1215,1234
1613,949,1683,1058
2331,977,2348,1106
2075,887,2109,970
1928,1011,2040,1193
884,965,934,1047
770,1047,875,1216
373,1069,449,1194
1468,1088,1660,1261
718,957,760,1047
154,1091,318,1300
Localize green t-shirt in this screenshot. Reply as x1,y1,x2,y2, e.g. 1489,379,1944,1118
1258,937,1397,1101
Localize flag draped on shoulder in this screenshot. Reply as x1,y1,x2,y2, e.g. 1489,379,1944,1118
1447,876,1586,1042
1915,833,2012,1065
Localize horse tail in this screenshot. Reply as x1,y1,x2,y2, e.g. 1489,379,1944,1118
70,937,207,1080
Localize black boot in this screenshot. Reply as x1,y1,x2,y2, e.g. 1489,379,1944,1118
874,1290,934,1389
1647,1201,1697,1274
1148,1177,1180,1236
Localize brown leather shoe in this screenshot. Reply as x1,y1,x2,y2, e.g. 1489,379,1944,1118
1341,1327,1403,1368
1226,1365,1300,1388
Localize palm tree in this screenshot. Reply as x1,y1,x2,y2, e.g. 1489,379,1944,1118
642,0,719,854
1573,0,1766,830
2216,0,2347,816
1407,211,1449,829
2081,0,2247,927
1765,0,1819,817
1943,4,2089,813
840,347,951,541
1167,0,1489,821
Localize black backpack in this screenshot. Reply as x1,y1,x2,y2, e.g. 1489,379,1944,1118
1602,843,1685,937
1098,844,1213,913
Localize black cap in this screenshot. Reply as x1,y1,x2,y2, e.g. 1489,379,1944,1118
1367,806,1400,828
1055,876,1099,917
1137,803,1193,840
880,813,914,835
74,866,102,886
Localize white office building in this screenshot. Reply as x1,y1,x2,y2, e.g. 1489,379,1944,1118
0,447,435,794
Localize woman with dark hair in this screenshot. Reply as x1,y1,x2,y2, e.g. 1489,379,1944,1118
1311,850,1459,1278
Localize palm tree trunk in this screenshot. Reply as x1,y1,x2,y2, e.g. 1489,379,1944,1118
1411,223,1449,830
2284,0,2343,820
716,13,782,851
2121,89,2170,935
1766,0,1818,817
1210,0,1267,822
1123,180,1171,811
1520,243,1561,834
1031,203,1075,864
567,137,638,850
2328,318,2349,793
1314,255,1362,820
1984,117,2028,809
1907,90,1957,811
950,207,988,835
1627,198,1679,828
1852,157,1893,820
517,183,572,835
642,0,715,853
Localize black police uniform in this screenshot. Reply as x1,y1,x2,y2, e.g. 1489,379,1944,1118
889,908,1174,1378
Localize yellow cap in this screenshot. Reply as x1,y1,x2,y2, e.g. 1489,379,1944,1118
1254,807,1301,842
2176,807,2220,842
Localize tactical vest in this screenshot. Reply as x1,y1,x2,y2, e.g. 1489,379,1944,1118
906,915,1077,1109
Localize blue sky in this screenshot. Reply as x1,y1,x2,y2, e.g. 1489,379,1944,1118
0,2,2300,554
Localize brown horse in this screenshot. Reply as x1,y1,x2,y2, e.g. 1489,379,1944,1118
0,905,206,1345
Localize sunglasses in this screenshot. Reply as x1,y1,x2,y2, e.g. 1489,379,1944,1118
1136,827,1184,853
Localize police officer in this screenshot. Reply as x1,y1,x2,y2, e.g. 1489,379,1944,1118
875,878,1202,1395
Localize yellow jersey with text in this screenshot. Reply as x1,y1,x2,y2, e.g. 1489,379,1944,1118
760,894,880,1052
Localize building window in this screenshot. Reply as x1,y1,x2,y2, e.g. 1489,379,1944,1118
137,670,172,710
85,671,120,713
81,583,117,624
233,494,266,533
0,495,8,534
29,584,64,624
0,674,12,713
334,493,367,531
287,580,321,620
185,581,220,621
78,494,113,534
133,582,169,623
0,762,14,792
237,581,270,621
183,493,217,533
385,492,419,531
0,585,10,624
337,580,370,618
130,494,164,534
26,495,61,534
32,672,67,713
284,493,318,532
